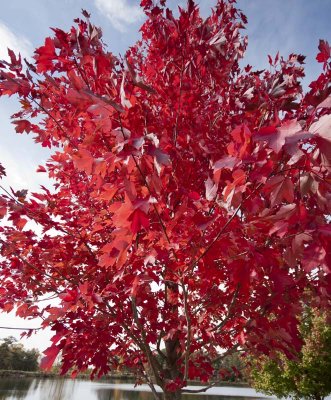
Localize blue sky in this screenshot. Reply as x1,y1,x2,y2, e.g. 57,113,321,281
0,0,330,351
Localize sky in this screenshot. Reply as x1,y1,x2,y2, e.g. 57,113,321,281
0,0,330,352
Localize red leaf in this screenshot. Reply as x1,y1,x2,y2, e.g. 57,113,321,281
188,191,200,201
254,120,302,153
0,76,30,96
7,48,20,66
100,184,118,201
0,163,6,178
0,206,6,218
205,177,218,200
81,9,91,18
316,39,330,63
213,156,238,172
302,245,327,273
130,208,149,234
318,225,331,236
72,149,94,175
92,292,103,304
66,89,92,110
68,70,85,91
310,114,331,141
40,345,61,371
13,120,32,134
264,176,294,207
60,289,78,303
14,217,28,231
35,37,57,73
71,370,78,379
36,165,47,173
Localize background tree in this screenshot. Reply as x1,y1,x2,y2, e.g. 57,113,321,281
0,337,16,370
217,352,245,383
247,310,331,400
0,337,39,371
0,0,330,399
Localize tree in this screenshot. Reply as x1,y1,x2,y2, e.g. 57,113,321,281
0,337,16,370
247,310,331,400
0,1,330,398
0,337,39,371
217,352,245,383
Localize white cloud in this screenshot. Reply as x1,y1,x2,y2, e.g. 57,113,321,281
95,0,143,32
0,21,32,61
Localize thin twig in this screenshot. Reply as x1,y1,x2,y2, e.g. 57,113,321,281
28,96,68,137
73,57,91,90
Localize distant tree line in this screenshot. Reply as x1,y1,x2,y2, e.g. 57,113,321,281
0,336,39,371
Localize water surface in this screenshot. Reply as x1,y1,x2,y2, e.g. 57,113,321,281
0,377,285,400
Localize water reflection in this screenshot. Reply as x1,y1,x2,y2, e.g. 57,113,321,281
0,377,33,400
0,378,264,400
0,377,299,400
95,389,260,400
96,388,154,400
32,378,76,400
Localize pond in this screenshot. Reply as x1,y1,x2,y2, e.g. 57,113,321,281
0,377,273,400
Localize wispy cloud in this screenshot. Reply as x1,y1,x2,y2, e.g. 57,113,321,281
94,0,144,32
0,20,32,61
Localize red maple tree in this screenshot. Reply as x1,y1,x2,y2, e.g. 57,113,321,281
0,1,330,399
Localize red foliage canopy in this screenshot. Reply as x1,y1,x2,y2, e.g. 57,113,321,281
0,0,330,397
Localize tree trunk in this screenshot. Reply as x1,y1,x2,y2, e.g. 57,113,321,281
162,282,183,400
163,390,182,400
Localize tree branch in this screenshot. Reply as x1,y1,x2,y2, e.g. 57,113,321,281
182,281,192,381
73,57,91,90
139,360,162,400
28,96,68,138
182,383,216,394
156,331,166,360
131,297,163,386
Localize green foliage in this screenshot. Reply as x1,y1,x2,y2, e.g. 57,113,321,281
247,311,331,400
0,337,39,372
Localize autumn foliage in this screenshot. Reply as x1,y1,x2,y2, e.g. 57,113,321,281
0,0,330,398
